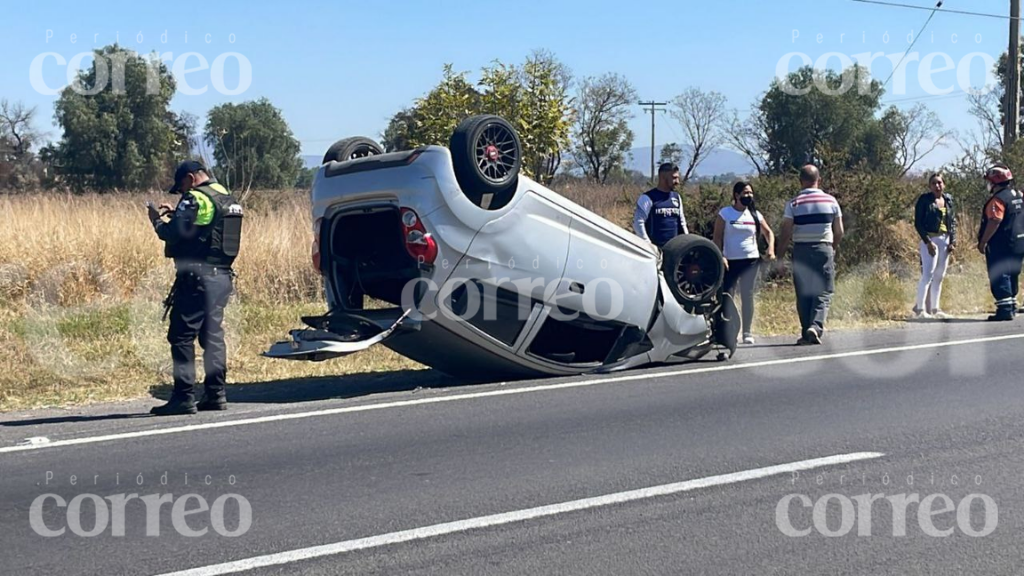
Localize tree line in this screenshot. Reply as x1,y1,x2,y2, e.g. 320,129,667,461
5,43,1024,195
1,45,303,195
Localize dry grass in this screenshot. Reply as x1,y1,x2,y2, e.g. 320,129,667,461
0,192,421,412
752,257,994,337
0,187,998,411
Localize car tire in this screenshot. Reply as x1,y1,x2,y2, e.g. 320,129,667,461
450,115,521,209
322,137,384,165
661,234,725,312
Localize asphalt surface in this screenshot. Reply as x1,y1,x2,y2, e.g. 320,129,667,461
2,318,1024,575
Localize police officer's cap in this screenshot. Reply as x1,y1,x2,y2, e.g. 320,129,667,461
168,160,207,193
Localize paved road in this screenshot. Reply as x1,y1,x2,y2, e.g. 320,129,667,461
2,318,1023,575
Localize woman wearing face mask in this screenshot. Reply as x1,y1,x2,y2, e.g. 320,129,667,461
714,181,776,344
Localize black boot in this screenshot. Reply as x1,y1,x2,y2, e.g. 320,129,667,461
987,308,1015,322
197,392,227,412
150,395,197,416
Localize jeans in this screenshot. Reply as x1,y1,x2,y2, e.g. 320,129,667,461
792,243,835,334
915,234,951,313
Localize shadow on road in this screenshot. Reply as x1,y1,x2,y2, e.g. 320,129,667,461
147,368,457,405
905,318,991,325
1,413,150,427
737,343,793,350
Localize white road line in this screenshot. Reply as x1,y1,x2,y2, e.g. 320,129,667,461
2,332,1022,455
153,451,884,576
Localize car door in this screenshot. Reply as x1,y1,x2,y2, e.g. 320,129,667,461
555,215,659,329
438,191,572,351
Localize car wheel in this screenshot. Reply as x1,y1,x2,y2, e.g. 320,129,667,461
322,137,384,165
450,115,521,209
661,235,725,312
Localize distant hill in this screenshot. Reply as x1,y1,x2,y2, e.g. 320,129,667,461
627,146,755,178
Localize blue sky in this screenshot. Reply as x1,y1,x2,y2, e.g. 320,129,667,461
1,0,1016,168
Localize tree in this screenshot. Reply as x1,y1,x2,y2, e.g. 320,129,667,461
881,103,952,177
295,166,316,189
204,98,303,197
505,50,573,182
169,111,199,160
46,45,190,191
403,55,573,183
409,64,481,148
382,108,420,152
659,142,682,166
724,107,769,177
669,88,728,185
570,73,637,183
754,65,894,174
968,90,1005,152
477,51,573,182
0,99,42,189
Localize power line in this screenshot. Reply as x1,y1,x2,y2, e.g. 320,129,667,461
881,0,942,89
883,91,971,104
658,108,685,146
851,0,1019,21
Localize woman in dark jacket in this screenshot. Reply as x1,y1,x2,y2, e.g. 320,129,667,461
913,173,956,319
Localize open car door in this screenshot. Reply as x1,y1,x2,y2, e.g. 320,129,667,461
263,308,413,362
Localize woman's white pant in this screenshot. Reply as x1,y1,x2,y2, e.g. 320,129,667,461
915,234,950,312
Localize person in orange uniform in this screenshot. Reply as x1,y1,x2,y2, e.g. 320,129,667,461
977,165,1024,322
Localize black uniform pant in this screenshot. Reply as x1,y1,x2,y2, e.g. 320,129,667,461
167,271,233,401
986,245,1022,314
723,258,760,336
792,242,835,334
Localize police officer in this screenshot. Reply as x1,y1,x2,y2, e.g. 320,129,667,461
977,164,1024,322
633,163,689,247
147,160,243,415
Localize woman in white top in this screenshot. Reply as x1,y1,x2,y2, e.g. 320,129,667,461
713,181,776,344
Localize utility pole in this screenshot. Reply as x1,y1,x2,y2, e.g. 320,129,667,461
639,100,667,182
1006,0,1021,147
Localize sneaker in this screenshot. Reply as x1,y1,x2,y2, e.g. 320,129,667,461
150,396,197,416
911,309,932,320
796,337,811,346
804,327,822,345
742,334,755,345
929,310,950,320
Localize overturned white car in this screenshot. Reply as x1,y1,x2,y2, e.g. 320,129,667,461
265,115,738,379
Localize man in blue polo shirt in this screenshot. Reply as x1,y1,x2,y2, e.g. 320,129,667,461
633,163,689,247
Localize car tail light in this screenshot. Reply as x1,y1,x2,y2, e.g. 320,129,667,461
400,207,437,264
312,217,323,274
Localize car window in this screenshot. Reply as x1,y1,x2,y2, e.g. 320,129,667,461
447,280,534,347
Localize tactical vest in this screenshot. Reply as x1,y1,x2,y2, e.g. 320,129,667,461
643,190,683,247
980,186,1024,254
165,183,244,267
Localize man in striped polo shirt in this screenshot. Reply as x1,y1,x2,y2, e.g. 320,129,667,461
776,165,845,345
